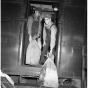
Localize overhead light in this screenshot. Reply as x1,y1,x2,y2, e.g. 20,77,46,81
52,4,59,11
53,7,58,11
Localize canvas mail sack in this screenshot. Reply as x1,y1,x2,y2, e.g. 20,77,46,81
26,40,41,65
39,56,59,88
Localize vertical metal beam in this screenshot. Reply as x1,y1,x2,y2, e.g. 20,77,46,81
18,22,25,65
82,3,87,88
56,0,64,76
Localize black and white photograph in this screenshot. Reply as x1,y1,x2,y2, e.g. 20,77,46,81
1,0,87,88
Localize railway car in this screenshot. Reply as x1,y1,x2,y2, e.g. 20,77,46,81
1,0,87,88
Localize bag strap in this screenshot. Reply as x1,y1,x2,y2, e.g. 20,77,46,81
50,24,54,29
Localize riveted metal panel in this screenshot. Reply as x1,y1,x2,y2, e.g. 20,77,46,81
1,21,21,68
1,1,27,69
59,5,85,78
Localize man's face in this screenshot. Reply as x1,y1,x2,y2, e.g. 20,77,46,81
35,10,40,17
44,18,50,25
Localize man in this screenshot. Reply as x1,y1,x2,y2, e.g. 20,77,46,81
27,7,42,43
40,14,57,64
26,7,42,65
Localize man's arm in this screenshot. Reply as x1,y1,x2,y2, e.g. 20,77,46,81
43,24,46,46
37,19,42,37
50,25,57,53
27,16,33,36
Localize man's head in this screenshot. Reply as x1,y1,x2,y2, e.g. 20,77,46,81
44,14,52,25
35,7,42,17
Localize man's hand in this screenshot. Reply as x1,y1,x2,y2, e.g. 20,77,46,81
47,52,54,61
29,35,32,42
32,34,40,40
43,41,46,47
50,49,53,54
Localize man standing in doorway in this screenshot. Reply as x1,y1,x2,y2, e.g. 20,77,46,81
27,7,42,44
40,14,57,64
26,7,43,65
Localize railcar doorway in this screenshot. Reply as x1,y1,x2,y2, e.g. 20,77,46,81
21,1,59,67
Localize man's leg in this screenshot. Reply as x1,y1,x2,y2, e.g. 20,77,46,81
39,38,50,64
